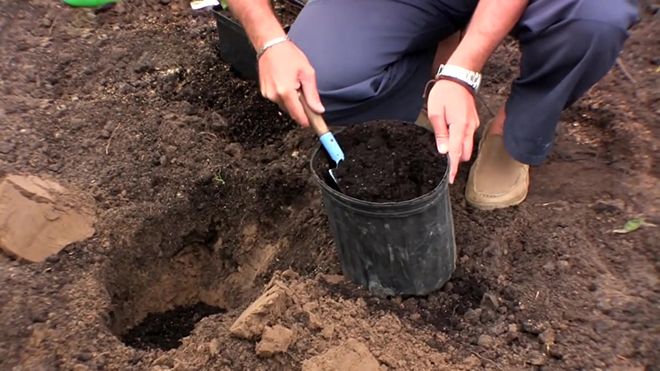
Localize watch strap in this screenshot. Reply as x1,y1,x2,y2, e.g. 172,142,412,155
435,64,482,94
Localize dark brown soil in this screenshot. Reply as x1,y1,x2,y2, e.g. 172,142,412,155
314,121,446,202
0,1,658,370
121,302,224,351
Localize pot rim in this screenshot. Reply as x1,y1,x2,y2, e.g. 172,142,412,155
309,123,450,208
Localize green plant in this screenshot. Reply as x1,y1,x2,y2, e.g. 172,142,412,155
613,217,656,234
213,173,226,186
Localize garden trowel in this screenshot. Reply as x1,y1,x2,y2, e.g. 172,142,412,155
299,95,344,190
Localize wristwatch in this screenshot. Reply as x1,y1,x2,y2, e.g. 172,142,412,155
434,64,482,95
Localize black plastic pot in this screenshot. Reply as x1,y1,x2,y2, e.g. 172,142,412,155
212,6,258,81
212,1,304,81
310,143,457,297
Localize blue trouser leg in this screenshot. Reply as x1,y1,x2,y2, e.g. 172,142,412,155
504,0,640,165
288,0,478,124
288,0,639,164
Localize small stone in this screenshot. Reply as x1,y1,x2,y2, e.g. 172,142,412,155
410,313,421,321
133,53,155,74
527,350,546,366
378,353,398,368
549,345,566,359
208,339,220,355
557,260,570,271
464,308,481,324
159,155,168,166
48,162,63,172
593,320,610,334
480,309,496,324
539,328,555,345
76,352,92,362
502,285,519,301
0,142,14,154
30,308,49,323
210,114,228,130
477,334,494,348
40,17,53,28
321,274,344,285
306,311,324,330
489,323,507,335
521,319,546,335
505,330,519,343
255,325,294,357
224,143,243,159
321,324,335,340
480,292,499,311
542,261,555,272
462,355,481,369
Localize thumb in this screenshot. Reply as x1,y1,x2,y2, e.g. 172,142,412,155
300,68,325,114
429,107,449,154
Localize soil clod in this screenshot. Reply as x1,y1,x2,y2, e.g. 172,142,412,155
230,281,290,340
301,338,380,371
477,334,495,348
255,325,295,357
0,175,96,262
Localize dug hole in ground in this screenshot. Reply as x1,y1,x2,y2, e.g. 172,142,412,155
0,1,658,370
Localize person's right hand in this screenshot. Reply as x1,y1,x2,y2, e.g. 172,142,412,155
258,40,325,127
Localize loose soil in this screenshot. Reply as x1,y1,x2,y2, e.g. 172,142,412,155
314,121,446,202
121,302,224,351
0,1,658,370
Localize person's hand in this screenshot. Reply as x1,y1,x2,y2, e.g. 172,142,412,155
427,79,480,184
258,40,324,127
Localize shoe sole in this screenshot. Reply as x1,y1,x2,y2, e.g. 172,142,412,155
465,189,528,210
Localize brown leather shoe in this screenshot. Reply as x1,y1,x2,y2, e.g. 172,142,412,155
465,130,529,210
415,109,433,131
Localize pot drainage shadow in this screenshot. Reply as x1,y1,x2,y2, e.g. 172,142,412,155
121,302,225,351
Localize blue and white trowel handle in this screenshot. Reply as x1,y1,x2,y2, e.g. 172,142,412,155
299,95,345,165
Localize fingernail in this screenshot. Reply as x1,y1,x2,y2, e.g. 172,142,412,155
437,143,448,154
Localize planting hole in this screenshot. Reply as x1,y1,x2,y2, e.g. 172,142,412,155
103,178,331,351
121,302,224,351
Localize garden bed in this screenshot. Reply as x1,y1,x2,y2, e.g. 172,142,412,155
0,1,658,370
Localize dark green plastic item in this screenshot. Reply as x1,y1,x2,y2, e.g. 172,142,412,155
63,0,118,7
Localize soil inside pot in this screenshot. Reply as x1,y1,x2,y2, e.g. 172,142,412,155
314,121,447,203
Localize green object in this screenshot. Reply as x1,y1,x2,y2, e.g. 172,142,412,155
612,218,654,234
63,0,118,7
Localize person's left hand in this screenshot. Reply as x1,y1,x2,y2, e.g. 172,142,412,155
427,79,480,184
